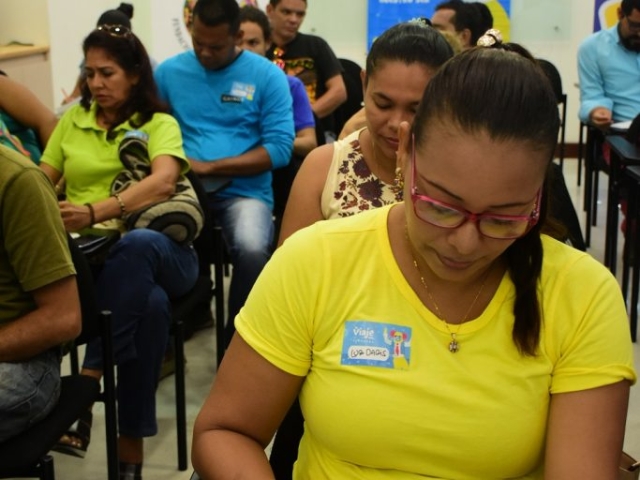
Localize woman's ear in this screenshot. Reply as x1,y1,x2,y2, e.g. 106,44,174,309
360,69,367,99
397,121,411,172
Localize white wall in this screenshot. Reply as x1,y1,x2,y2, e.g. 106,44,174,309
0,0,49,45
40,0,595,142
46,0,152,106
510,0,595,145
294,0,593,144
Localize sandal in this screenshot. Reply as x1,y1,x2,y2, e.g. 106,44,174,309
52,409,92,458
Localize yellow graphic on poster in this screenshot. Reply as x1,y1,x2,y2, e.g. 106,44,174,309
595,0,621,31
486,0,510,41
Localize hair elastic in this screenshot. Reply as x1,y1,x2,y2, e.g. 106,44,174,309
476,28,503,47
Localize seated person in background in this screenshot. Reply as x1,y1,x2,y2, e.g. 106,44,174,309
0,71,57,163
61,2,135,106
278,21,454,245
578,0,640,129
0,144,80,442
192,40,636,479
238,5,316,229
338,21,462,140
40,26,198,479
431,0,493,50
239,6,315,159
155,0,294,348
266,0,347,143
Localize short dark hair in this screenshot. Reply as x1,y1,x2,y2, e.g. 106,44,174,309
193,0,240,34
411,45,560,356
239,5,271,41
621,0,640,16
472,2,493,35
269,0,307,5
80,28,166,134
435,0,494,45
366,21,453,80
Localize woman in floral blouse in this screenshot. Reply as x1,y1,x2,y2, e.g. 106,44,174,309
277,21,453,246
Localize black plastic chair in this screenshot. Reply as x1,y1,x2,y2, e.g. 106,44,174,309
537,59,568,170
333,58,364,138
65,171,226,473
170,170,227,471
0,236,119,480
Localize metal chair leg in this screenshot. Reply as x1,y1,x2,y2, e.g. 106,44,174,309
99,311,120,480
213,226,226,367
174,319,188,471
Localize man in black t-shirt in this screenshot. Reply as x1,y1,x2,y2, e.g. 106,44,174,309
266,0,346,144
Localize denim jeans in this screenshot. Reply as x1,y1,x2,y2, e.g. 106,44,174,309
0,349,60,442
83,229,198,437
210,197,274,346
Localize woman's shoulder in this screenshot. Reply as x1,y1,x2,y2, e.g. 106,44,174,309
58,103,95,129
298,142,336,179
141,112,181,131
336,128,365,150
283,204,391,253
540,235,615,289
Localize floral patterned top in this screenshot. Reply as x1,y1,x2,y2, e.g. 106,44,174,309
321,128,403,219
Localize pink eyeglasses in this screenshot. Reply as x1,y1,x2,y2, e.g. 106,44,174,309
410,136,541,240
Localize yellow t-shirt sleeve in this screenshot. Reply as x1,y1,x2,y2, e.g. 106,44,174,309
545,249,637,393
235,226,325,377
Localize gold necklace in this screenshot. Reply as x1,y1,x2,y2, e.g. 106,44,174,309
407,239,489,353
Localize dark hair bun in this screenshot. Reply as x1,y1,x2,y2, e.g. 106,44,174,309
117,3,134,19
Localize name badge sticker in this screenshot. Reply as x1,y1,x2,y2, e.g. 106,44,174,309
221,94,242,103
230,81,256,101
341,321,412,370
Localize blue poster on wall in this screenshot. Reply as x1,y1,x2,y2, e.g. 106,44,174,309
593,0,620,32
367,0,511,49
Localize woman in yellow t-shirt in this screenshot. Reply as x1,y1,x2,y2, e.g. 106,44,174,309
192,32,636,479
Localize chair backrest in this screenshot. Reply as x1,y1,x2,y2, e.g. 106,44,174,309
186,170,214,275
332,58,364,138
536,58,564,105
66,234,100,345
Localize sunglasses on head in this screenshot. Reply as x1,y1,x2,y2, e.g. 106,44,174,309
96,24,132,38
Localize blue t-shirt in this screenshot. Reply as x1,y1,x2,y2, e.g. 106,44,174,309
287,75,314,133
155,50,294,210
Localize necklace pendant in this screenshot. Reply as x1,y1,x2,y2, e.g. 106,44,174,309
448,334,459,353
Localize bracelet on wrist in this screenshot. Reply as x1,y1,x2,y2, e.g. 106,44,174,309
112,192,126,218
84,203,96,226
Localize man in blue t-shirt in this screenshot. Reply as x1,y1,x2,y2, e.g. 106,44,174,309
155,0,294,347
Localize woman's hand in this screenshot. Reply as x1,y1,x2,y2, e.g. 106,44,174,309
58,201,92,232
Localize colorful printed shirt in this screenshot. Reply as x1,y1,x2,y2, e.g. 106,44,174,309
321,128,403,219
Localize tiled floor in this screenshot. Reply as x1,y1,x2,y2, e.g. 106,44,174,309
28,158,640,478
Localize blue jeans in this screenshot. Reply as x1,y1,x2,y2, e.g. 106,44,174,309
0,349,60,442
83,229,198,437
210,197,274,345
